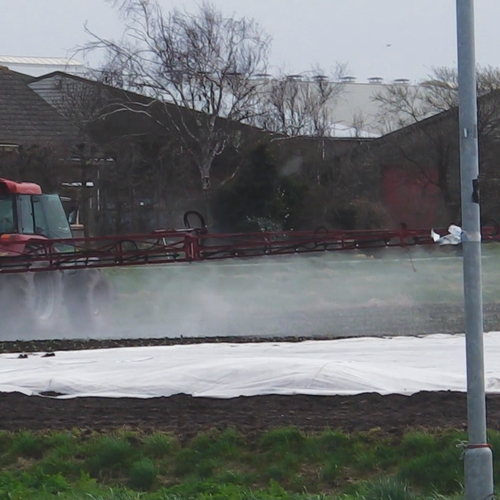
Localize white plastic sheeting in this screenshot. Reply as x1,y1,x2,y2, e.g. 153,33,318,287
3,332,500,399
431,225,463,245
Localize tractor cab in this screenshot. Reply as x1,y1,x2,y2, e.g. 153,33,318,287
0,178,73,239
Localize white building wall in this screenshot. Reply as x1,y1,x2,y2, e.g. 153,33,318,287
28,74,70,107
253,76,424,137
0,56,86,78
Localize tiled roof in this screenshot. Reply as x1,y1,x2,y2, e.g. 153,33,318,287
0,66,85,147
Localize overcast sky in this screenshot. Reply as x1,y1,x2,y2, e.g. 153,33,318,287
1,0,500,82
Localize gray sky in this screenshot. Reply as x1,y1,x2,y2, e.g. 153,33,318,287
1,0,500,82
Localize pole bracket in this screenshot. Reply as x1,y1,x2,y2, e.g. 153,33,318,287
466,443,492,450
472,178,480,203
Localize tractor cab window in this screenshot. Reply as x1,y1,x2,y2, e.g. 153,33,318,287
32,195,73,239
18,195,34,234
0,196,16,234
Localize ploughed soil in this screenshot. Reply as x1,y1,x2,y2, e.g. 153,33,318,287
0,390,496,439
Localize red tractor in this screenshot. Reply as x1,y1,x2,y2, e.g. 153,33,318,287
0,178,112,334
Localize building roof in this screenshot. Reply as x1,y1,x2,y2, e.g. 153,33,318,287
0,66,85,147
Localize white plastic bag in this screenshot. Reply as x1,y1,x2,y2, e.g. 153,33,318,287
430,225,463,245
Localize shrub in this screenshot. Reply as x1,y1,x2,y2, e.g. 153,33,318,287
259,428,307,455
400,433,438,457
128,458,157,491
11,431,46,459
85,436,136,475
397,448,463,495
143,433,178,459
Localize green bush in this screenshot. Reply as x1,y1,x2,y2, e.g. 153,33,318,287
173,448,201,477
143,433,178,459
128,458,157,491
400,433,439,457
37,452,79,477
85,436,137,475
20,468,71,495
11,431,46,459
263,455,300,482
210,429,243,457
317,430,351,453
259,428,308,455
397,448,463,494
45,432,76,450
173,449,221,479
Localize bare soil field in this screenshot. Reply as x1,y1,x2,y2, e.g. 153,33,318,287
0,390,494,439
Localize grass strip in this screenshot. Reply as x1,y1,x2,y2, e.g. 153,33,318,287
0,427,497,499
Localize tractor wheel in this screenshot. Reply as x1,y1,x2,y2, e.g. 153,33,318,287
32,271,64,332
65,270,115,333
0,274,35,336
0,272,64,337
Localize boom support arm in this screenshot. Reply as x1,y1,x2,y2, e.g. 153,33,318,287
1,224,494,274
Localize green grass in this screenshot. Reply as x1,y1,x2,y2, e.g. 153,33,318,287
10,431,47,459
143,432,179,459
0,427,491,499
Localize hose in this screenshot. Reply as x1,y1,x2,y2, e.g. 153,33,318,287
183,211,206,230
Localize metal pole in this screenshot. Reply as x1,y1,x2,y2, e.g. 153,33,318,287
456,1,494,498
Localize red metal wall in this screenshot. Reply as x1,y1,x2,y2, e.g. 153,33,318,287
382,165,442,229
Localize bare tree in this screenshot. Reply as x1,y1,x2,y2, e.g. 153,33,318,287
373,65,500,133
372,83,431,134
254,66,346,137
0,145,69,193
82,0,270,215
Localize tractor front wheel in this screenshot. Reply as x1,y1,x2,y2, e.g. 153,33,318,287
0,271,64,337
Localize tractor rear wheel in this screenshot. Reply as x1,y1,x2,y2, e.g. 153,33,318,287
64,270,115,333
32,272,64,332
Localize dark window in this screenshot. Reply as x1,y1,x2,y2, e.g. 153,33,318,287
0,195,16,234
18,195,34,234
32,195,72,239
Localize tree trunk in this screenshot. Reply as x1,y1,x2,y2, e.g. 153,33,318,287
200,160,213,228
203,185,212,229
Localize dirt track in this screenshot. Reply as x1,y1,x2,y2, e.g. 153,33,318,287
0,391,491,438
